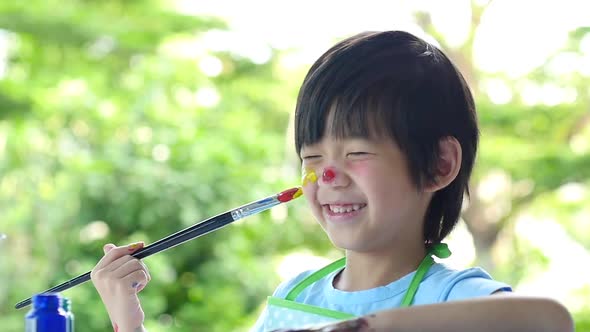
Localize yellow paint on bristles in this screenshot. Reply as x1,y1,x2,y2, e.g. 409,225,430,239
293,187,303,199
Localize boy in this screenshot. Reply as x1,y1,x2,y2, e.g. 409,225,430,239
91,31,573,332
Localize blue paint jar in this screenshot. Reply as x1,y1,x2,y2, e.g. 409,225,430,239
62,297,75,332
25,293,69,332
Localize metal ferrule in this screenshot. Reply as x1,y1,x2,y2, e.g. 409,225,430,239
230,196,279,220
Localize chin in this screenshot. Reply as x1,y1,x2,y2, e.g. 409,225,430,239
327,235,366,252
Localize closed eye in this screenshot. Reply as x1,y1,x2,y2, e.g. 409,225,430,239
302,155,321,160
346,152,375,161
347,152,370,157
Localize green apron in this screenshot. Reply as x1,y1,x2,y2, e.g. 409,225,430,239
263,243,451,331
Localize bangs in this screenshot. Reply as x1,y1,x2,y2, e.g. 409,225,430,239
310,86,403,144
294,33,433,154
295,71,417,154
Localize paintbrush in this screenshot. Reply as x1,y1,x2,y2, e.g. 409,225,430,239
15,187,303,309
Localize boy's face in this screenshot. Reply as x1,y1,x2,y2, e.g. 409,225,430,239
300,135,431,253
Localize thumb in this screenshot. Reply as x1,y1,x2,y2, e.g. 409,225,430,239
103,243,116,254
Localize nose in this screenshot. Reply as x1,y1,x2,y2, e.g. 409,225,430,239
319,166,349,188
322,168,336,183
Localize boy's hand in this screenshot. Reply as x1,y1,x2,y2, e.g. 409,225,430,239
271,318,370,332
91,242,151,332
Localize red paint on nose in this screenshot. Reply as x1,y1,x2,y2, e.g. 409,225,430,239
322,168,336,183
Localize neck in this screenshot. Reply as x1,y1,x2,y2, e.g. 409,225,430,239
334,242,427,291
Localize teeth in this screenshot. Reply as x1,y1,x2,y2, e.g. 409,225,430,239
328,204,364,213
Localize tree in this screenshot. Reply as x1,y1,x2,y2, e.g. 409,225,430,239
0,1,314,331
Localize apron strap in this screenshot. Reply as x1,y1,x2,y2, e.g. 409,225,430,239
285,257,346,301
285,243,451,304
400,243,451,307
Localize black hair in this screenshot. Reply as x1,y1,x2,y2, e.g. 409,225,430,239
294,31,479,246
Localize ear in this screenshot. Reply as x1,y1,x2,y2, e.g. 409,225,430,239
424,136,462,192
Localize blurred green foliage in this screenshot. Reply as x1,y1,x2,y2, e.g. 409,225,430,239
1,1,589,331
0,1,327,331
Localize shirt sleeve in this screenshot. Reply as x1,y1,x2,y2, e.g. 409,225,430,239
444,267,512,301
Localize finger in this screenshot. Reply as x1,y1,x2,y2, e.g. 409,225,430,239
94,242,144,270
111,259,147,280
106,255,151,281
91,255,134,282
136,282,147,293
121,270,149,292
138,260,151,281
101,254,136,274
103,243,116,254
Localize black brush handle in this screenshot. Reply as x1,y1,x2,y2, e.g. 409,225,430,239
15,212,234,309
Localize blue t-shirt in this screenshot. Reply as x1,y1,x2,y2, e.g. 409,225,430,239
251,262,511,331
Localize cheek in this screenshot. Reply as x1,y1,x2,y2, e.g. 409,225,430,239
302,182,318,203
302,184,323,220
348,161,371,177
301,167,319,203
349,161,393,198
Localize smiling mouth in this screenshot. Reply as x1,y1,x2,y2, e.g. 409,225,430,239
324,203,367,214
